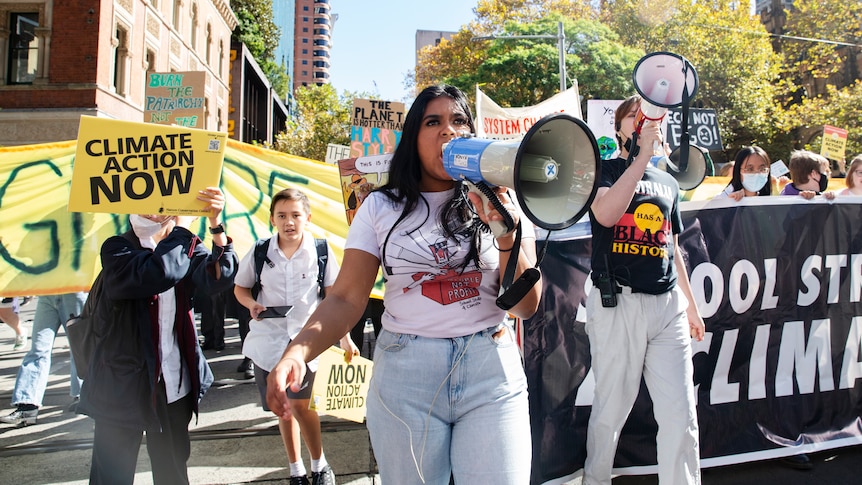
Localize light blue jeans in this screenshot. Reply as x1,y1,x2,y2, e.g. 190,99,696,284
366,324,531,484
11,293,87,407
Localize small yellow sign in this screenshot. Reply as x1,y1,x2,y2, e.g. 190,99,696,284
820,125,848,161
69,116,226,215
310,346,373,423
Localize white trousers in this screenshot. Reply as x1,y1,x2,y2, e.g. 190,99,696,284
584,286,701,485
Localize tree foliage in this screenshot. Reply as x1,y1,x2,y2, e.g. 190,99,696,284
600,0,783,157
273,84,355,162
780,0,862,95
474,0,597,33
783,81,862,158
416,13,639,109
231,0,290,98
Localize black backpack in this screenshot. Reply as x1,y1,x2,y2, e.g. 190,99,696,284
66,231,138,379
250,237,328,300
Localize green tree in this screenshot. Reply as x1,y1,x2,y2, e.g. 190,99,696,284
771,0,862,159
472,15,642,106
417,14,640,109
274,84,356,162
231,0,290,99
602,0,783,158
779,0,862,98
414,0,599,98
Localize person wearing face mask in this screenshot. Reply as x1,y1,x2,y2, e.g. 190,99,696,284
715,146,775,201
77,187,238,485
780,150,836,200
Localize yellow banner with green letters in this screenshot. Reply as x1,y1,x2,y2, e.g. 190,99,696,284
1,138,362,297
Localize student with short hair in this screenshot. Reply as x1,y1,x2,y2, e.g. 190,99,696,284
780,150,836,200
234,187,355,485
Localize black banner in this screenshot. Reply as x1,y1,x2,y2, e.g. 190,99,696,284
525,198,862,484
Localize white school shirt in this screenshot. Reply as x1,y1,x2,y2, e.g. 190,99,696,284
346,189,535,338
236,233,339,372
138,236,190,404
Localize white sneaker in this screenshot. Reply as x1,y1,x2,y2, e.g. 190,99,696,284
13,328,27,351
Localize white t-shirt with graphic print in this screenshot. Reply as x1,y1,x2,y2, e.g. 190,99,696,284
346,188,535,339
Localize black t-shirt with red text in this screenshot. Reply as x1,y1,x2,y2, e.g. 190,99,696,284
589,157,683,294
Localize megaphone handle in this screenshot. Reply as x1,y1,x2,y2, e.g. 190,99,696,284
466,181,516,238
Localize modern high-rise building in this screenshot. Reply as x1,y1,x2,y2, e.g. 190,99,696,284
273,0,296,97
292,0,331,91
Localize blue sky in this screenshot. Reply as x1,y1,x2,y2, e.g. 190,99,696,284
325,1,759,103
327,0,477,103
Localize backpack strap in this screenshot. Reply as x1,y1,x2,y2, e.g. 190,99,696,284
251,237,273,300
314,238,328,299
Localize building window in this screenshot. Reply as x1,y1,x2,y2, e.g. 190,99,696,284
303,6,309,10
145,48,156,72
303,27,308,33
302,17,309,22
302,49,308,54
112,24,130,95
173,1,181,30
7,13,39,84
302,60,307,65
191,4,198,50
219,41,224,75
217,108,223,132
205,24,212,64
302,38,308,44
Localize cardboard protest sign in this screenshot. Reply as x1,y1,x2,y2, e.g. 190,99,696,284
349,99,404,157
144,71,206,127
586,99,624,160
666,108,722,151
69,116,227,215
325,143,350,165
337,154,391,225
310,346,374,423
820,125,848,161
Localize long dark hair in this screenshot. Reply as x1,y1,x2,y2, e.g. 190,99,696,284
730,146,773,196
378,85,485,271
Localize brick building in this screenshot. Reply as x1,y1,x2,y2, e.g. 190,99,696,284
0,0,237,146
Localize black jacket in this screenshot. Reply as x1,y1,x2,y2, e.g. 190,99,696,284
78,227,237,430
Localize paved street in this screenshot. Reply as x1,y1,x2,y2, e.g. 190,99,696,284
1,297,860,484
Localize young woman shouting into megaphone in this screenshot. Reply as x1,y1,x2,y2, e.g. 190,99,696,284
266,84,540,484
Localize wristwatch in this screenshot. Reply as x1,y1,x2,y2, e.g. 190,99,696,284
209,223,225,235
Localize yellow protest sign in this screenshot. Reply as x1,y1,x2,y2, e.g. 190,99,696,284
69,116,227,215
310,346,373,423
820,125,848,161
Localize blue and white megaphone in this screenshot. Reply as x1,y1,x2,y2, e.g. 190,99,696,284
442,113,600,236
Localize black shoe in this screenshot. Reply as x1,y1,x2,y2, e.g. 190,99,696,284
244,362,255,379
214,342,225,351
311,465,336,485
67,397,80,413
236,357,252,373
201,340,214,350
289,476,310,485
780,453,813,471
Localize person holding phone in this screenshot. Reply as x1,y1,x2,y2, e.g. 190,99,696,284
234,188,357,485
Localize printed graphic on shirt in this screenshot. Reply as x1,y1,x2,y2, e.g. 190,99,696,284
386,225,483,308
612,202,671,259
